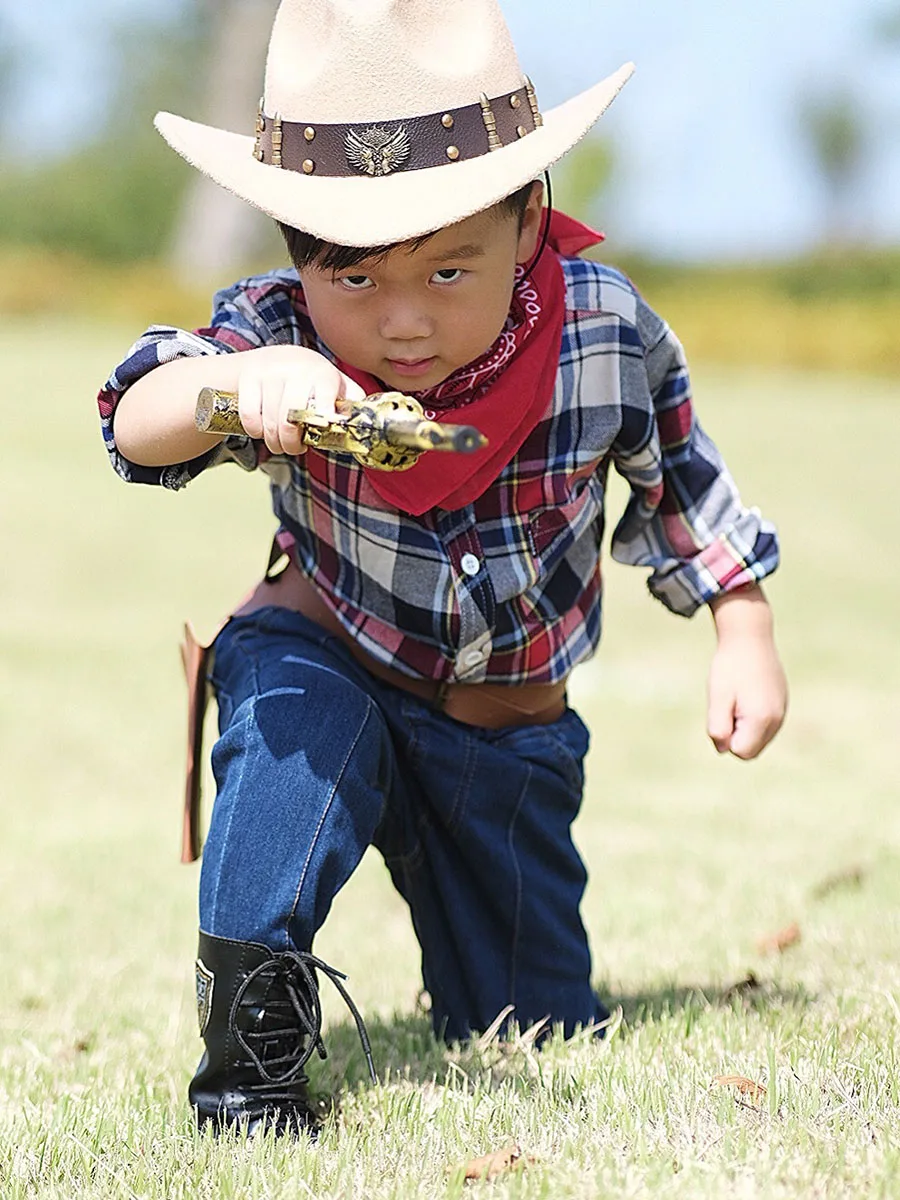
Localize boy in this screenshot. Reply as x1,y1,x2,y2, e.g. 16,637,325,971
98,0,787,1137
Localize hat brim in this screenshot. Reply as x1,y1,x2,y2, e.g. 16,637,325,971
155,63,634,247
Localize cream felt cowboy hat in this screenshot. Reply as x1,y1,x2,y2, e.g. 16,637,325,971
155,0,634,248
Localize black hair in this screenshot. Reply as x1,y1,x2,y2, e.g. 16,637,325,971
278,180,537,274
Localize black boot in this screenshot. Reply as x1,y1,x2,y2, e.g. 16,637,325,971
189,931,376,1136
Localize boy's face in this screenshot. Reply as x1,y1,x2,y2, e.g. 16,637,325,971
298,184,544,392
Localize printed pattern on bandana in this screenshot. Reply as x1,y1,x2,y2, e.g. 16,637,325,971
97,258,780,686
415,265,542,412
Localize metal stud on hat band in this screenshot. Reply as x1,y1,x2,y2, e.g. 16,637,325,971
254,82,542,176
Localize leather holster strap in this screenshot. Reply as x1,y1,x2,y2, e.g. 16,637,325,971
181,621,213,864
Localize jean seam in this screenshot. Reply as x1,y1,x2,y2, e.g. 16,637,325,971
286,696,377,948
207,638,260,928
446,730,478,834
380,708,425,867
529,725,584,798
506,764,531,1011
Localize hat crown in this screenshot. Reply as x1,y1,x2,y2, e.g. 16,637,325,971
264,0,524,124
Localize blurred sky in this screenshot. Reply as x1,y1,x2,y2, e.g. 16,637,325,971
2,0,899,259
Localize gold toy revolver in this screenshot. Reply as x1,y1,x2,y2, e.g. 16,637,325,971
195,388,487,472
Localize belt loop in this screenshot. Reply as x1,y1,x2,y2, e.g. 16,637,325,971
435,680,451,712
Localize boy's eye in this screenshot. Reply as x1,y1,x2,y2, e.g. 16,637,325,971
432,268,464,284
339,275,373,291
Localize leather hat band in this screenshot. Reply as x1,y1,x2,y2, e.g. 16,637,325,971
253,79,543,177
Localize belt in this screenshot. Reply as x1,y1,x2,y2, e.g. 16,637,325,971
180,561,567,864
234,562,568,729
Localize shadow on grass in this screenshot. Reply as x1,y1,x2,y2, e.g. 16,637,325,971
611,976,816,1027
314,976,816,1093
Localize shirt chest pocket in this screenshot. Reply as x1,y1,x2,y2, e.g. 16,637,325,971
527,474,604,580
481,475,603,608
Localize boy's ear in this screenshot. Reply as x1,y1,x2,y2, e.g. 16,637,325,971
515,181,546,264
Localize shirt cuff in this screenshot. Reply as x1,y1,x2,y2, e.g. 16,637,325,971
647,509,780,617
100,328,252,488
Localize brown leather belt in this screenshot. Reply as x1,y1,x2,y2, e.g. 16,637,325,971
180,562,567,864
234,562,568,729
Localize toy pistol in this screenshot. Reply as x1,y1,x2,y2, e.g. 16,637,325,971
195,388,487,472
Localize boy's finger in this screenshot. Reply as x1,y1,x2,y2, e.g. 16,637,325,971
237,376,264,440
729,718,765,761
730,712,778,761
261,378,287,454
709,730,733,755
708,721,734,754
339,372,368,403
279,377,312,455
305,370,343,420
707,678,736,754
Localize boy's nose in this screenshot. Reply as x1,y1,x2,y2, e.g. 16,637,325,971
379,304,434,342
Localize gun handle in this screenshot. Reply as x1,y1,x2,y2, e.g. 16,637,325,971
195,389,337,436
195,388,244,436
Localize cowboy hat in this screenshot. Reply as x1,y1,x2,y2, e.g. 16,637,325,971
155,0,634,248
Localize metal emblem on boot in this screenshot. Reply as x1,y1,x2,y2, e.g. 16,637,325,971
195,958,215,1034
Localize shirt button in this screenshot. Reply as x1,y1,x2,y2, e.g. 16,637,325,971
463,648,485,668
460,553,481,578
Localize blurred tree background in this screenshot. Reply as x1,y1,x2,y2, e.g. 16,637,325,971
0,10,202,262
0,0,280,266
798,91,868,245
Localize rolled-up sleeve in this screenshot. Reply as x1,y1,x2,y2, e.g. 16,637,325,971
96,273,305,488
610,299,779,616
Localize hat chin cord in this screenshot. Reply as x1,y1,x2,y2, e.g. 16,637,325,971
519,172,553,285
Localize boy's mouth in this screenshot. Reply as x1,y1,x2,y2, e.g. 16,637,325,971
386,357,439,379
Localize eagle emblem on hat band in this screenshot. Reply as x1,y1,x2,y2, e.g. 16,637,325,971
345,125,412,176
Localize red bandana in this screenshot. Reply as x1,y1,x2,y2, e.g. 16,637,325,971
319,211,604,516
413,274,544,414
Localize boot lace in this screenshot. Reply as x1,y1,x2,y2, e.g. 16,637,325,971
229,949,376,1087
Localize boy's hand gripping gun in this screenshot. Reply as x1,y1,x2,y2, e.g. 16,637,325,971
195,388,487,472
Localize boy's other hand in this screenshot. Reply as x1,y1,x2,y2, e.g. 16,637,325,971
707,585,788,761
237,346,367,456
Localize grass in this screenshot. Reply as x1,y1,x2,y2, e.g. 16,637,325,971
1,317,899,1197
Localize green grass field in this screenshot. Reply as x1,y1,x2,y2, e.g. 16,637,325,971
1,319,899,1198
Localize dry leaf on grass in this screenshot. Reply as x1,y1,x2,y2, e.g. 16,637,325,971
756,922,801,956
453,1142,535,1181
58,1036,93,1063
712,1075,768,1107
723,971,761,1000
811,866,866,900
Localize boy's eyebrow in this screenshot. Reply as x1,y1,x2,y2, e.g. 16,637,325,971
427,243,486,263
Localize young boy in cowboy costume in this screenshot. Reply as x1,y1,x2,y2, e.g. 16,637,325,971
98,0,787,1136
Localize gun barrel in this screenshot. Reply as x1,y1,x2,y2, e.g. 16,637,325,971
384,419,487,456
446,426,488,454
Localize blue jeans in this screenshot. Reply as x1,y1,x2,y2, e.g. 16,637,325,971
201,607,606,1043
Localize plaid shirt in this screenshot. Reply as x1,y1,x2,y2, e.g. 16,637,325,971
98,257,779,686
